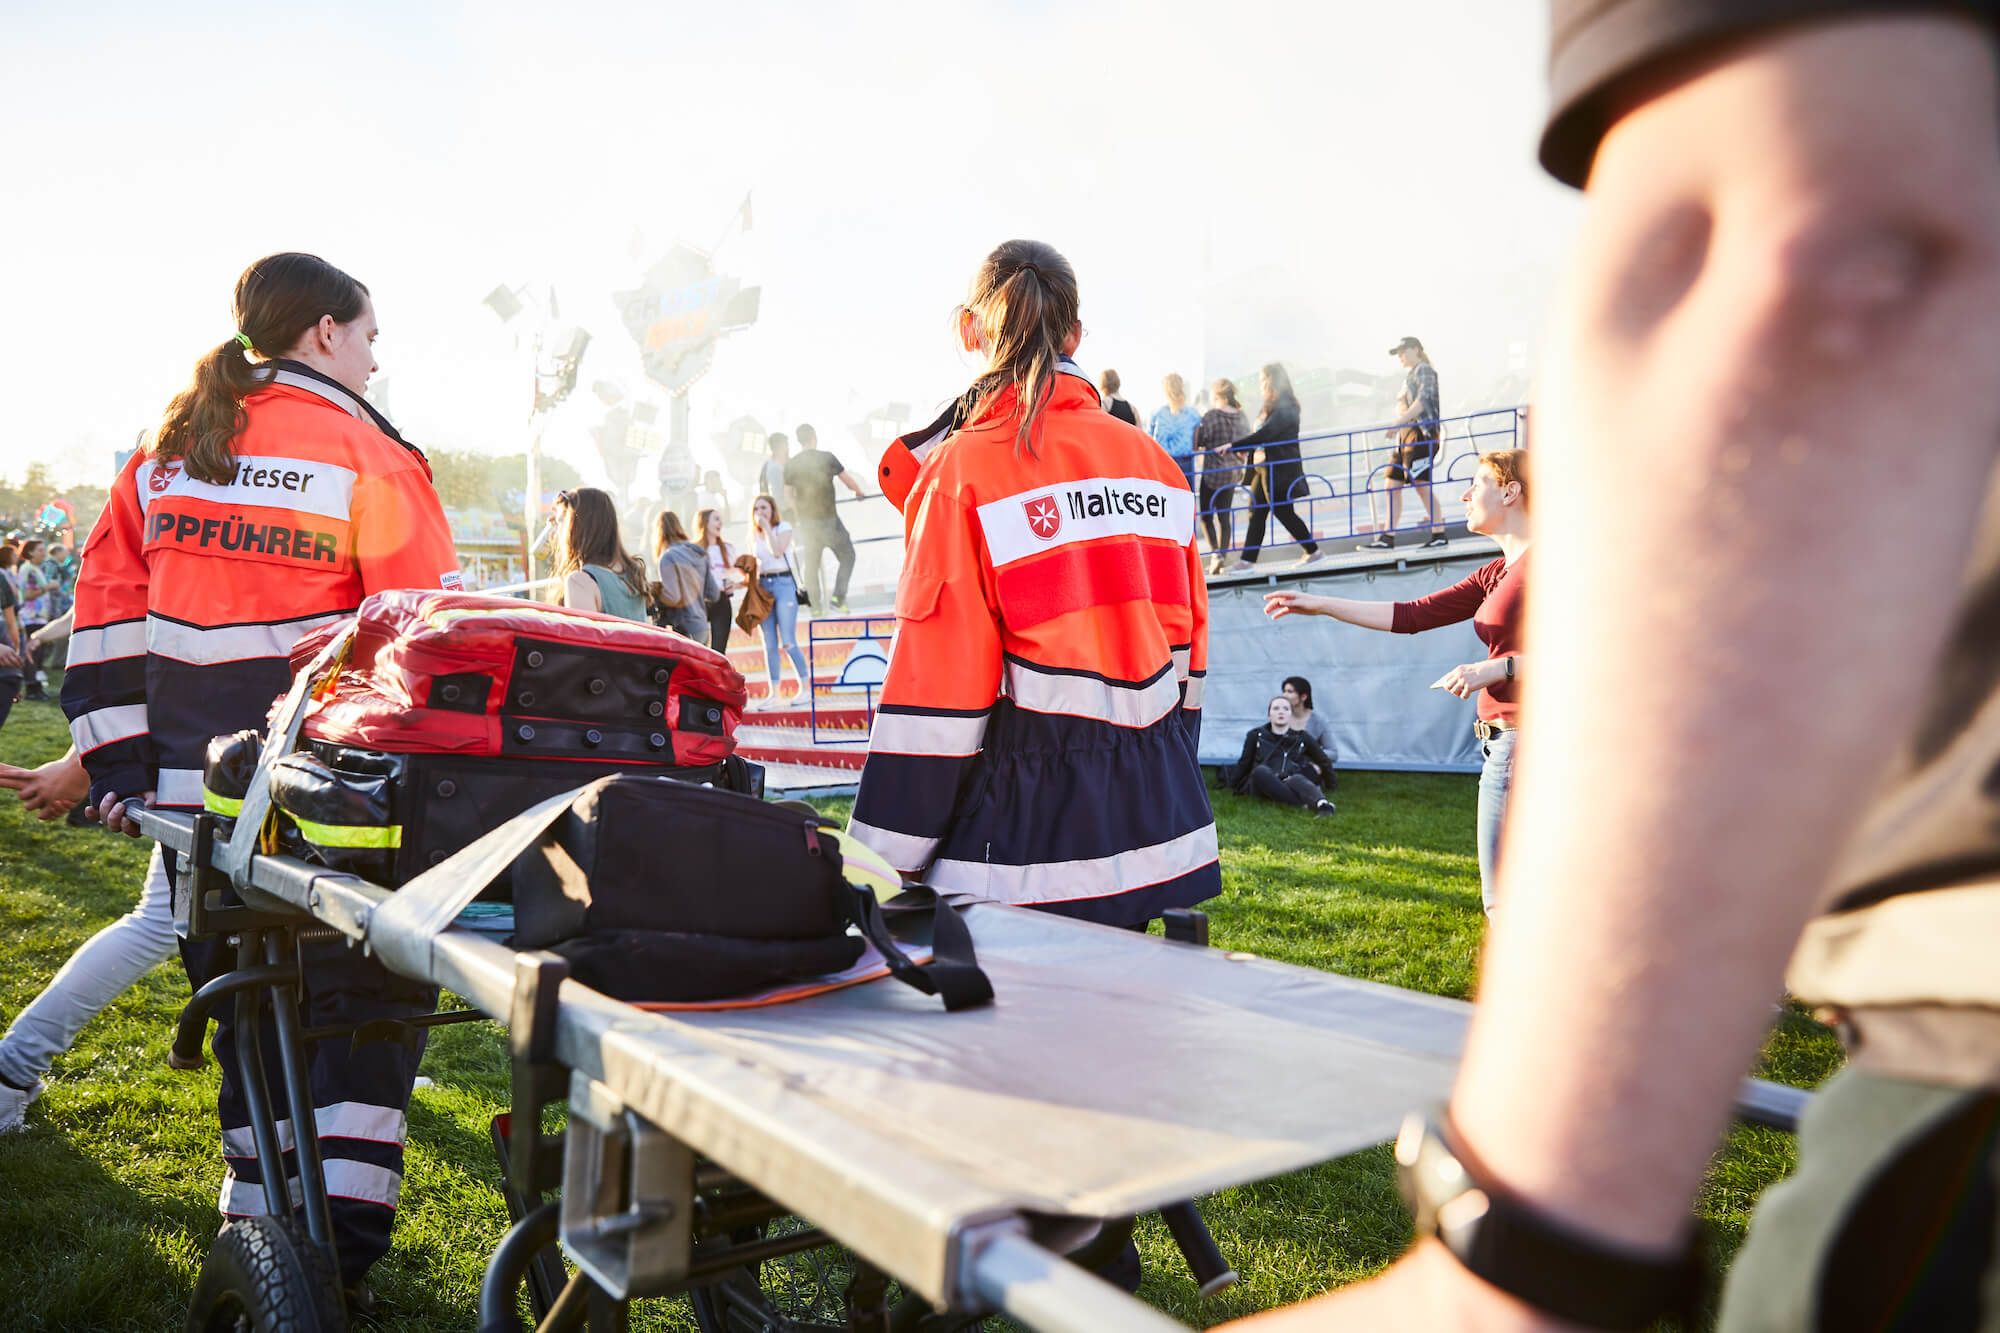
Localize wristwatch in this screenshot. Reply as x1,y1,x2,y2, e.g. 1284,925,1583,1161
1395,1111,1704,1330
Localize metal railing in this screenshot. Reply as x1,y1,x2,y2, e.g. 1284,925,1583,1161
782,405,1524,601
1194,406,1523,563
804,614,896,746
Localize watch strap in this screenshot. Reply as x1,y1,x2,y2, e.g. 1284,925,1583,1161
1401,1113,1705,1330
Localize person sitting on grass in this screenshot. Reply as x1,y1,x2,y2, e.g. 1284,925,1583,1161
1223,695,1336,817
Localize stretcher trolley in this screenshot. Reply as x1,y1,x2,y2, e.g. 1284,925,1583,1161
138,647,1812,1332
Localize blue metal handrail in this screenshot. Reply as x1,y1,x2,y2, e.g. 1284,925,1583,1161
803,614,896,745
781,405,1525,604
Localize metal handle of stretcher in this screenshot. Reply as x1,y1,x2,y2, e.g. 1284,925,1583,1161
140,805,1812,1332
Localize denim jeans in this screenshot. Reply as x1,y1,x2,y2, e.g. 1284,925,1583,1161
759,573,811,693
0,845,177,1088
1475,726,1517,914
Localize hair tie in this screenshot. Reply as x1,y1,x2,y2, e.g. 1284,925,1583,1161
234,332,254,351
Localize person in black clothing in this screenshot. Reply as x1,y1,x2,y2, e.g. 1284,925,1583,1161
1224,362,1320,570
1100,368,1139,426
1223,696,1336,816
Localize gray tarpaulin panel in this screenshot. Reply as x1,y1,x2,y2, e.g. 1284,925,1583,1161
1202,553,1498,771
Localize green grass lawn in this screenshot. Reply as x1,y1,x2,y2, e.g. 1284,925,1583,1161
0,694,1840,1330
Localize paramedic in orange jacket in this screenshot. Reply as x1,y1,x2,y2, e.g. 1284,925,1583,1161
62,253,461,1300
851,239,1219,926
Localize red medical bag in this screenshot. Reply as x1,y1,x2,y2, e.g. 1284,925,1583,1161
292,589,745,769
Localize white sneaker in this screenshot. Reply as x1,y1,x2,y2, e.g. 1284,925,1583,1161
0,1078,45,1134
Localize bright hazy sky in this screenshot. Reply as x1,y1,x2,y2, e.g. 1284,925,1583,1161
2,1,1579,496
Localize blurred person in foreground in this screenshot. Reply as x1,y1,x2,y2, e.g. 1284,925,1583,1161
1266,450,1529,913
1231,8,2000,1332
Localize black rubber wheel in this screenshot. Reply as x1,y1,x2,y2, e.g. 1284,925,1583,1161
187,1216,348,1333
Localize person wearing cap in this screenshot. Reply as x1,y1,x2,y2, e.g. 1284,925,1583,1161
1361,336,1446,552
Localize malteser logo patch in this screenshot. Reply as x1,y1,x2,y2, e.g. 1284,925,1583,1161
978,475,1194,568
148,462,181,494
1022,495,1062,541
441,570,465,591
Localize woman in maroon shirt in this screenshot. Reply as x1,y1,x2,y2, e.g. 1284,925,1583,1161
1265,449,1529,911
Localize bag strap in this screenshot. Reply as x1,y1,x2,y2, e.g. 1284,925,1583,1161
824,827,993,1012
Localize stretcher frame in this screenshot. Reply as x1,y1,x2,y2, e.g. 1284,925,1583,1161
141,798,1812,1333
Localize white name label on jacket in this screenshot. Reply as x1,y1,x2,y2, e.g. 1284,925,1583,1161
136,455,359,524
977,476,1194,567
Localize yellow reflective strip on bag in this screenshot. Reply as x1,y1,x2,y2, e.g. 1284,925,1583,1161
290,815,403,849
826,828,903,900
202,787,244,817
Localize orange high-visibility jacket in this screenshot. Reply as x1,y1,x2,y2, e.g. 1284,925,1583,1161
63,364,461,810
849,362,1218,925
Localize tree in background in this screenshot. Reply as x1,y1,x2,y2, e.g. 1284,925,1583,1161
427,449,582,516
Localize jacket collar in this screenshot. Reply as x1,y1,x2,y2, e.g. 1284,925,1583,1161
259,359,430,469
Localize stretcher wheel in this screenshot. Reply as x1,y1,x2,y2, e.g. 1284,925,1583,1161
187,1217,347,1333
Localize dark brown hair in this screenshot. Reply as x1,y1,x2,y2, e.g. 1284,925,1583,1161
553,488,647,599
964,240,1080,454
1479,448,1529,508
1259,362,1298,421
154,253,371,484
1211,378,1241,410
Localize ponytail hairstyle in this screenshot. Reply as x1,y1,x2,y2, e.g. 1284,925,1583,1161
155,253,371,484
1211,378,1241,411
963,240,1081,456
553,487,648,600
1162,373,1187,413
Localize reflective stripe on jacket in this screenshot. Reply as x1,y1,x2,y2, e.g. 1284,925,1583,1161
850,366,1218,926
63,365,461,808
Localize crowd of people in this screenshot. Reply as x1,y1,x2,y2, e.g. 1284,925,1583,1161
0,535,76,725
542,419,872,707
1103,338,1451,574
